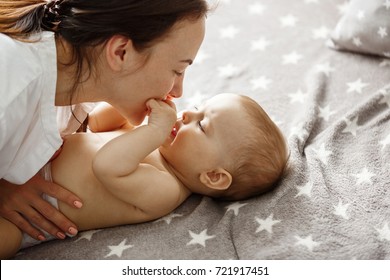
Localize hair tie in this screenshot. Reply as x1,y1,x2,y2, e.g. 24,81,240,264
41,0,64,31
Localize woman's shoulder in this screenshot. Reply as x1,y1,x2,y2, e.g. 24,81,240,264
0,32,57,107
0,32,54,64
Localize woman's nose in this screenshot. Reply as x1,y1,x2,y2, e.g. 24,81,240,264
169,75,184,98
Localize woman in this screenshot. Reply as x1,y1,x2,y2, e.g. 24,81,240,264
0,0,208,242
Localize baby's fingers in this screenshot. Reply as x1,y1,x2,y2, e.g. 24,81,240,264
146,99,158,108
163,99,177,111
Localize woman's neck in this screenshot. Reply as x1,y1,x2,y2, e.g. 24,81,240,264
54,37,106,106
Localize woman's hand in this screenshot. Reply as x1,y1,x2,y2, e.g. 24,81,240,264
0,173,82,240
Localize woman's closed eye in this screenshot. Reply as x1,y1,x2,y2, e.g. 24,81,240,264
174,70,184,76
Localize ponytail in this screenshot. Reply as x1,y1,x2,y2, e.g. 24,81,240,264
0,0,47,39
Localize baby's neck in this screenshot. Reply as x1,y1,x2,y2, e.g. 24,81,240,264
156,150,193,196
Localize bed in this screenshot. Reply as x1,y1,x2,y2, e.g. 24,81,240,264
14,0,390,260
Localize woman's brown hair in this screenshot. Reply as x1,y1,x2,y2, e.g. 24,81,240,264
0,0,209,91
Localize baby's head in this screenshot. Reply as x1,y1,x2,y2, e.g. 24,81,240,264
159,93,289,200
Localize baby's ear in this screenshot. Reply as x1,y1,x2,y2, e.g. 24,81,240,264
200,168,232,191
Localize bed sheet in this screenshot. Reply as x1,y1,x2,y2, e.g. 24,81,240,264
15,0,390,259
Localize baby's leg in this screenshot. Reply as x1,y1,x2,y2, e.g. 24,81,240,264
0,216,23,259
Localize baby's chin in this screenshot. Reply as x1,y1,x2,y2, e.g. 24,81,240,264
159,139,173,153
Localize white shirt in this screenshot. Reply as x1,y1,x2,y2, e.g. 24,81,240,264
0,32,94,184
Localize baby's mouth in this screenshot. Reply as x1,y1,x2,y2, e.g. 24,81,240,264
171,126,178,138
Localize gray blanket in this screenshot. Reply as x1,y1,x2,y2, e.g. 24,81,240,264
15,0,390,259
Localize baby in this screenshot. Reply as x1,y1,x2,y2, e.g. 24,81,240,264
0,93,288,259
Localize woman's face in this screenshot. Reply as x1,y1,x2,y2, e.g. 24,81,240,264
111,17,206,125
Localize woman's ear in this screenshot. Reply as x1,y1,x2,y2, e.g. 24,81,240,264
105,35,134,71
199,168,232,191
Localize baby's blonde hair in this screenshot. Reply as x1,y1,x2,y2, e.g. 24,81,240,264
217,95,289,200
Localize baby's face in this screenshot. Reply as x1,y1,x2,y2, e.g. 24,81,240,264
159,93,250,180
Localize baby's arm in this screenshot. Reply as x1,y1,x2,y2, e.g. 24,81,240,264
92,99,177,213
88,102,130,132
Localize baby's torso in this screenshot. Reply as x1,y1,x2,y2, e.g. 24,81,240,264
51,130,182,231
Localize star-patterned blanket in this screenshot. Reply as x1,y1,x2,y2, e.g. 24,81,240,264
15,0,390,259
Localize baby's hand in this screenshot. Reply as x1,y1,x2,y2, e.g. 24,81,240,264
146,99,177,135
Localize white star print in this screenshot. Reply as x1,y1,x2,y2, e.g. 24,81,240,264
250,76,272,90
105,239,133,258
280,14,298,27
356,10,365,21
352,167,376,185
75,230,102,242
248,3,266,15
220,25,240,39
315,62,335,76
347,78,369,94
312,143,332,165
288,89,307,103
379,134,390,151
353,37,362,47
294,235,320,252
342,116,359,137
225,202,248,216
282,51,303,65
187,229,215,247
333,199,350,219
312,26,331,40
218,63,239,78
378,27,388,38
376,222,390,241
251,37,271,51
255,213,281,234
384,0,390,10
295,182,313,198
154,212,183,225
318,105,336,121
